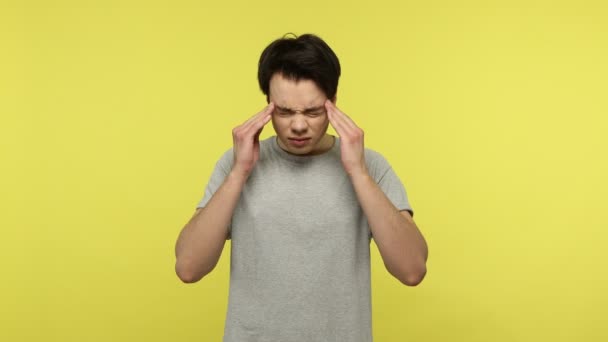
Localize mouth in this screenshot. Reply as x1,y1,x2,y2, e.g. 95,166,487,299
288,137,311,147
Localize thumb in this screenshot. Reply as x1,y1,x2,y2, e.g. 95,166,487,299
253,126,264,142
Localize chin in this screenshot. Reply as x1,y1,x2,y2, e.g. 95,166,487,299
297,148,315,155
286,145,312,154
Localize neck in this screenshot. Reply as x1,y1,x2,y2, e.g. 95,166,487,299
311,134,335,155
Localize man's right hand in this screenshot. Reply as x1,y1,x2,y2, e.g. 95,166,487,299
231,102,275,178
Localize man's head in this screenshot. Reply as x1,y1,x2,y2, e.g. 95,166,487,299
258,33,341,155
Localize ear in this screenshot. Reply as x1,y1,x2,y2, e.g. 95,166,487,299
331,95,337,104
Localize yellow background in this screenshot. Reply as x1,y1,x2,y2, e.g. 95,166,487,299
2,0,607,341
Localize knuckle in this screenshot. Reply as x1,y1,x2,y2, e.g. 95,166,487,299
235,131,246,140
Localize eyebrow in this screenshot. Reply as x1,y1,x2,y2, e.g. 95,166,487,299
275,105,325,113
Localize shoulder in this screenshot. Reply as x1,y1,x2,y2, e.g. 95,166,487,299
215,146,234,173
364,147,391,168
363,147,392,181
364,147,386,162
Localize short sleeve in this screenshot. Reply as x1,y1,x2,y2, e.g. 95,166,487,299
195,148,234,236
196,148,234,209
377,166,414,218
365,149,414,238
365,149,414,239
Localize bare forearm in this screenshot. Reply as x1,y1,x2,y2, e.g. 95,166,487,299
175,171,247,283
350,172,428,285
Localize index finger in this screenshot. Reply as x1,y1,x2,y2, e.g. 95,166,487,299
326,100,357,130
243,102,275,131
242,102,274,127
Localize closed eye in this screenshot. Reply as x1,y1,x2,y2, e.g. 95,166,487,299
306,111,325,117
275,105,326,117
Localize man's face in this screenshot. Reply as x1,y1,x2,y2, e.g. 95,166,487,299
269,72,333,156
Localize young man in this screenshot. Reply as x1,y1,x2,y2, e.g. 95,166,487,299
175,33,428,342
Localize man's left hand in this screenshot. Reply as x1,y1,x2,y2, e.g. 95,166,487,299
325,99,369,177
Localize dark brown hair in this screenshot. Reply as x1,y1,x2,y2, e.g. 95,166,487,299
258,33,341,103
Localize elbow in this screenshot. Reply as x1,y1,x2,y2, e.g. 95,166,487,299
391,263,427,287
175,258,213,284
400,267,427,286
176,270,202,284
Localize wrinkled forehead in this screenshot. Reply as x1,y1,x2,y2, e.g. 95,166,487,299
269,73,326,109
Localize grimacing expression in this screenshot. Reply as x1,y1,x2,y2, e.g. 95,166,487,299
268,72,334,156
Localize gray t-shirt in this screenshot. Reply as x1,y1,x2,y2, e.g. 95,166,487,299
197,135,413,342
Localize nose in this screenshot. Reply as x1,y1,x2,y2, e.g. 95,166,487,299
290,115,308,134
